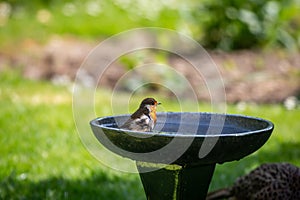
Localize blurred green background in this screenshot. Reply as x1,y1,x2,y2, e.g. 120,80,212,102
1,0,300,199
1,0,300,50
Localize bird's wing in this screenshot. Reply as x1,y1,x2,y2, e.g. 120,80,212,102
120,114,151,131
120,118,133,129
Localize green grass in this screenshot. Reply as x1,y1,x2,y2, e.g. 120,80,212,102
1,70,299,199
0,70,144,199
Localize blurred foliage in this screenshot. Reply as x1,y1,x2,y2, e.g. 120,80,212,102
1,0,300,50
193,0,300,50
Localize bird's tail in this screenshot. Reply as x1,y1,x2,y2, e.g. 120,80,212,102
206,188,233,200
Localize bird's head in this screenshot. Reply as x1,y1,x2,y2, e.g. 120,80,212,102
139,98,160,123
139,98,161,112
130,98,161,121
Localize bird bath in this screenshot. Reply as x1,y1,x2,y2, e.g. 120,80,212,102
90,112,274,200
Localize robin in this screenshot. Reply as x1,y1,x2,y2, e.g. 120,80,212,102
120,98,161,132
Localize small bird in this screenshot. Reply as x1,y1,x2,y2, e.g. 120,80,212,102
120,97,161,132
206,163,300,200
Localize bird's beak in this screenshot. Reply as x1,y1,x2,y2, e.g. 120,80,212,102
157,102,161,105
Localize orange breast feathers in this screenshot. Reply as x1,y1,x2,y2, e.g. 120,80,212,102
149,105,157,123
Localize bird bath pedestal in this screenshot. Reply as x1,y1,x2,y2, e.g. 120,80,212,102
90,112,273,200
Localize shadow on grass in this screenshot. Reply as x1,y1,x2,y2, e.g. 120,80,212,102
0,170,144,200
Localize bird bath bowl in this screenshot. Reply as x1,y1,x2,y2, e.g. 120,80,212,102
90,112,274,200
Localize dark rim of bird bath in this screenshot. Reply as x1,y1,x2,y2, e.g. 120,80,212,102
91,112,274,138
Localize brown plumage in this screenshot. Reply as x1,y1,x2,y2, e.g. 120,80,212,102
206,163,300,200
120,98,160,132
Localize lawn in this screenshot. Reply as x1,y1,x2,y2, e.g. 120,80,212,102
1,70,299,199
